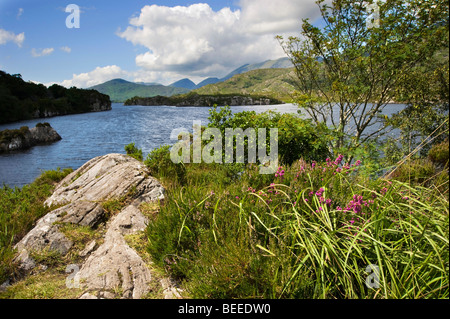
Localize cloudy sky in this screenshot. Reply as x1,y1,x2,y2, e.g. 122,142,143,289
0,0,323,87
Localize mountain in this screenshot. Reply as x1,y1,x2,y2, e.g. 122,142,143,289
89,79,189,102
89,57,294,102
135,81,162,86
169,78,197,90
196,77,221,88
220,57,293,81
193,67,297,102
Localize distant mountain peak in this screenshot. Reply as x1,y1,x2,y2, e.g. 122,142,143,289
169,78,197,90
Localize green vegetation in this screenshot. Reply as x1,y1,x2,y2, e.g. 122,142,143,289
0,168,73,283
0,70,111,124
0,126,30,144
139,106,448,299
193,68,297,102
89,78,189,102
1,0,447,300
125,92,284,107
0,123,57,153
125,142,143,161
278,0,449,161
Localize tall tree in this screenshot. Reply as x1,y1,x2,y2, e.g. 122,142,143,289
278,0,449,157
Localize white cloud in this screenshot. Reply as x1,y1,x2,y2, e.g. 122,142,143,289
31,47,54,57
0,28,25,47
117,1,323,79
60,65,128,88
60,46,71,53
238,0,322,34
60,1,326,87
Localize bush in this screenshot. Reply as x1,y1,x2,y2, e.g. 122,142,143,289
144,145,187,186
35,122,51,128
124,143,143,161
207,106,330,166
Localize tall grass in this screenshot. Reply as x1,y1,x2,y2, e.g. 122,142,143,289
146,153,449,299
0,168,73,282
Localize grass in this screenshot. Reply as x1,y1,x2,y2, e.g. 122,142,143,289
0,168,73,283
0,269,83,299
145,151,449,299
1,136,447,299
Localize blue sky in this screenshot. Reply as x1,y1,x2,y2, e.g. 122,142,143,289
0,0,322,87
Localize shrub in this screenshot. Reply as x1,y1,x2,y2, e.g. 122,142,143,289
124,143,143,161
35,122,51,128
207,106,330,166
144,145,186,186
390,159,440,186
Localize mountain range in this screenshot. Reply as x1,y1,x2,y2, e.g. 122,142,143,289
89,57,294,102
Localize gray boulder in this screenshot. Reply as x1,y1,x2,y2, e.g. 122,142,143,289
12,153,182,299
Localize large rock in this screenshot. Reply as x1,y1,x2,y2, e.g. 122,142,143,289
74,205,152,299
0,124,62,153
12,154,181,299
45,153,164,207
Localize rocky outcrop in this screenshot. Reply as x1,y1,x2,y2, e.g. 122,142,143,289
0,123,62,153
11,153,182,299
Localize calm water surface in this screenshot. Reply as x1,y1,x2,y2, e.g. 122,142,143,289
0,103,405,187
0,103,301,187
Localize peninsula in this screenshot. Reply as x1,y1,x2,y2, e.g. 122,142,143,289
124,93,284,107
0,70,111,124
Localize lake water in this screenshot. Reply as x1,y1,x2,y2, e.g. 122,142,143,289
0,103,301,187
0,102,406,188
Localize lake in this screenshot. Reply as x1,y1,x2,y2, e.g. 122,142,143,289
0,102,406,188
0,103,301,187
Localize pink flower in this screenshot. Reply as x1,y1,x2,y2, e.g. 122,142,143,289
335,154,344,165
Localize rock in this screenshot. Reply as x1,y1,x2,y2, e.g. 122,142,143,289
160,278,183,299
0,279,11,293
45,153,164,207
29,125,62,143
14,210,73,258
79,240,97,257
0,123,61,153
74,205,153,299
11,153,177,299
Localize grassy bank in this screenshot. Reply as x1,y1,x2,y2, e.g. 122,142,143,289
144,157,448,298
0,168,73,283
141,108,449,299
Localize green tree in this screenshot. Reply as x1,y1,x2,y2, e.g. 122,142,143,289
384,47,449,164
278,0,449,158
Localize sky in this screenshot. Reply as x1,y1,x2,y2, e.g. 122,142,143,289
0,0,324,87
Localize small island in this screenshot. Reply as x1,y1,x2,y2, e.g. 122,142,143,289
124,92,284,107
0,123,62,153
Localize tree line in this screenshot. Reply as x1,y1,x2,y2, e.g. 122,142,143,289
0,70,111,124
